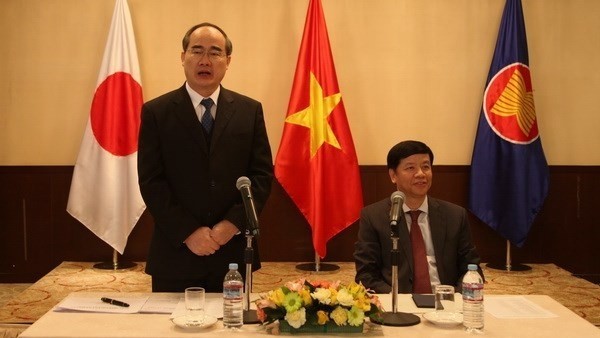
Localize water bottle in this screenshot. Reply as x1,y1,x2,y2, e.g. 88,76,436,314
462,264,484,333
223,263,244,329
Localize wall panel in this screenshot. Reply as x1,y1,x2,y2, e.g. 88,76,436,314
0,165,598,284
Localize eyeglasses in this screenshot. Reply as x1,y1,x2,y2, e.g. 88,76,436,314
186,48,226,61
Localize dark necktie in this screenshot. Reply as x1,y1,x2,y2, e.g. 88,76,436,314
200,98,214,134
409,210,431,293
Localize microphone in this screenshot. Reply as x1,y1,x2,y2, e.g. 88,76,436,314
236,176,259,237
372,189,421,327
389,191,405,226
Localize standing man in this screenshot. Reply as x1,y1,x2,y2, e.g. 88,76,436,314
354,140,481,294
138,23,273,292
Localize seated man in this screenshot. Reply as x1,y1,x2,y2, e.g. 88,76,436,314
354,140,482,294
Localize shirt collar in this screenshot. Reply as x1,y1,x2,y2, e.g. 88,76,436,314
185,82,220,108
402,196,429,214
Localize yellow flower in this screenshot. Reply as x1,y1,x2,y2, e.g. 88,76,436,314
329,287,339,305
316,310,330,325
298,288,312,306
267,288,286,306
355,294,371,311
330,306,348,326
348,282,363,296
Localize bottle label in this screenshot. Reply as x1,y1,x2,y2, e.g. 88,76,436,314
223,281,243,299
462,282,483,301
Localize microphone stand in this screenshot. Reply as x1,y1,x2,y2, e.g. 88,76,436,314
236,176,261,323
370,217,420,326
243,227,260,324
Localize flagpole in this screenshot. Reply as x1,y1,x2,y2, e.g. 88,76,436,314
93,249,136,270
486,240,531,271
295,252,339,273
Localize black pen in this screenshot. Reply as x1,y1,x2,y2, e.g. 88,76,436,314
101,297,130,307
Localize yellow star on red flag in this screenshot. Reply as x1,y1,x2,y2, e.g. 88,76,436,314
285,72,342,157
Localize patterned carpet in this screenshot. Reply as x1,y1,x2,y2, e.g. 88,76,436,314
0,261,599,337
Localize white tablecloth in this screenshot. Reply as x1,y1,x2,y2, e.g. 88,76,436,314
19,293,600,338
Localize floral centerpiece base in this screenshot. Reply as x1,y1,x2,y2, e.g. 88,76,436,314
279,320,364,334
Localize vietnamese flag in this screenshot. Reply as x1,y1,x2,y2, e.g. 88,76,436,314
67,0,145,254
274,0,363,258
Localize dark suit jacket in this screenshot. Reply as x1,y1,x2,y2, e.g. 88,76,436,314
138,84,273,280
354,196,481,293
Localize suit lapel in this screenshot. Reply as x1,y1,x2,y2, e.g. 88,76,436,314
211,87,235,154
396,204,414,275
428,198,448,281
172,85,209,154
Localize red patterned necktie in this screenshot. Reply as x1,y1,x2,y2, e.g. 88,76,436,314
409,210,431,293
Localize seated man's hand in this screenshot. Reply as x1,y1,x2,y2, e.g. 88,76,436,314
184,226,221,256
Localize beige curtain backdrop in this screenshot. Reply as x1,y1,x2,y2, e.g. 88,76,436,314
0,0,598,165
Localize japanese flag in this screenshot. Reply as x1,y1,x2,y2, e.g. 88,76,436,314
67,0,145,254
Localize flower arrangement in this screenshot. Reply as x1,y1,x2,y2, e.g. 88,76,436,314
255,279,382,332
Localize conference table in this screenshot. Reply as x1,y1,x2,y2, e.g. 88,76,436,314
19,292,600,338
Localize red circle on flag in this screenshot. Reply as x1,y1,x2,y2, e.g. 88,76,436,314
90,72,143,156
483,63,539,144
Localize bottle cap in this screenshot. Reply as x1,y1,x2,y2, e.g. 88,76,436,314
468,264,478,270
229,263,238,270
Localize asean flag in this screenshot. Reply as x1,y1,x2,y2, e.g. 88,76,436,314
67,0,145,254
469,0,549,247
274,0,363,258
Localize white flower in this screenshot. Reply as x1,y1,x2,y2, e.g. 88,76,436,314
284,307,307,329
311,288,332,304
336,288,355,307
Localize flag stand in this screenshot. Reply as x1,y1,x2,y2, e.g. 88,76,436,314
296,253,339,273
93,249,137,270
486,240,531,271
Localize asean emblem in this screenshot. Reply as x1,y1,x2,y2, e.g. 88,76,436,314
483,63,539,144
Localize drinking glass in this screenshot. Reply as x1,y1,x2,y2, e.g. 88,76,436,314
434,285,457,317
184,287,205,326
